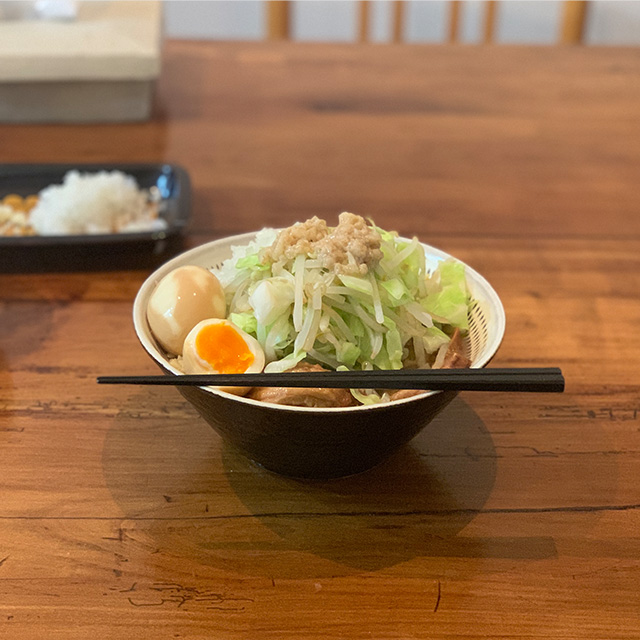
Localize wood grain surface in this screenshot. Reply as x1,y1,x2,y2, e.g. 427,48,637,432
0,41,639,639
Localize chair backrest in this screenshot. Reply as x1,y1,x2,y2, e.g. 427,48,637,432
268,0,589,44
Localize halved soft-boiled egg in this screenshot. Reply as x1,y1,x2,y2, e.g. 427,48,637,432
182,318,265,395
146,265,226,355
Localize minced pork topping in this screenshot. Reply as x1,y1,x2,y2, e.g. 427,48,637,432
263,212,383,275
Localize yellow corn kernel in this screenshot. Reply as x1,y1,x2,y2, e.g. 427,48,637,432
2,194,24,210
23,195,39,212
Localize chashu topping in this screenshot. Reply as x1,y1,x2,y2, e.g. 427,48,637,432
248,362,355,408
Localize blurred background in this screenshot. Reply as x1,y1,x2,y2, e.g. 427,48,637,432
163,0,640,45
1,0,639,123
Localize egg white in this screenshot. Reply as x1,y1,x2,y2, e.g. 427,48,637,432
146,265,226,355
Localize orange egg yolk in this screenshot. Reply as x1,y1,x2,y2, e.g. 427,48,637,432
195,323,255,373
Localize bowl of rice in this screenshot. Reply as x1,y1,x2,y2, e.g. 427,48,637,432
0,163,190,254
133,214,505,478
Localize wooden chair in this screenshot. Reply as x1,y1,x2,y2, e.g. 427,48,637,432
267,0,589,44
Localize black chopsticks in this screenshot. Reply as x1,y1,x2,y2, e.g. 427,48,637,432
97,367,564,393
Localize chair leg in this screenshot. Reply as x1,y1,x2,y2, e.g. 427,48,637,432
268,0,290,40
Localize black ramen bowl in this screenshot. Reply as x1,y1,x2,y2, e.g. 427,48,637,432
133,232,505,479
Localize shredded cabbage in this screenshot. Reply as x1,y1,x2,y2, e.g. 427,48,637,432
213,222,471,398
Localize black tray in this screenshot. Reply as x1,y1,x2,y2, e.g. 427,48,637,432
0,163,191,272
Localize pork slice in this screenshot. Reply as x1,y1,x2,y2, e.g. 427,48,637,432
248,362,355,408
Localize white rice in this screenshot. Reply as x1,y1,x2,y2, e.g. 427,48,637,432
29,170,167,236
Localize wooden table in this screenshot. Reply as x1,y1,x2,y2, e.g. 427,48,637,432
1,41,639,639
